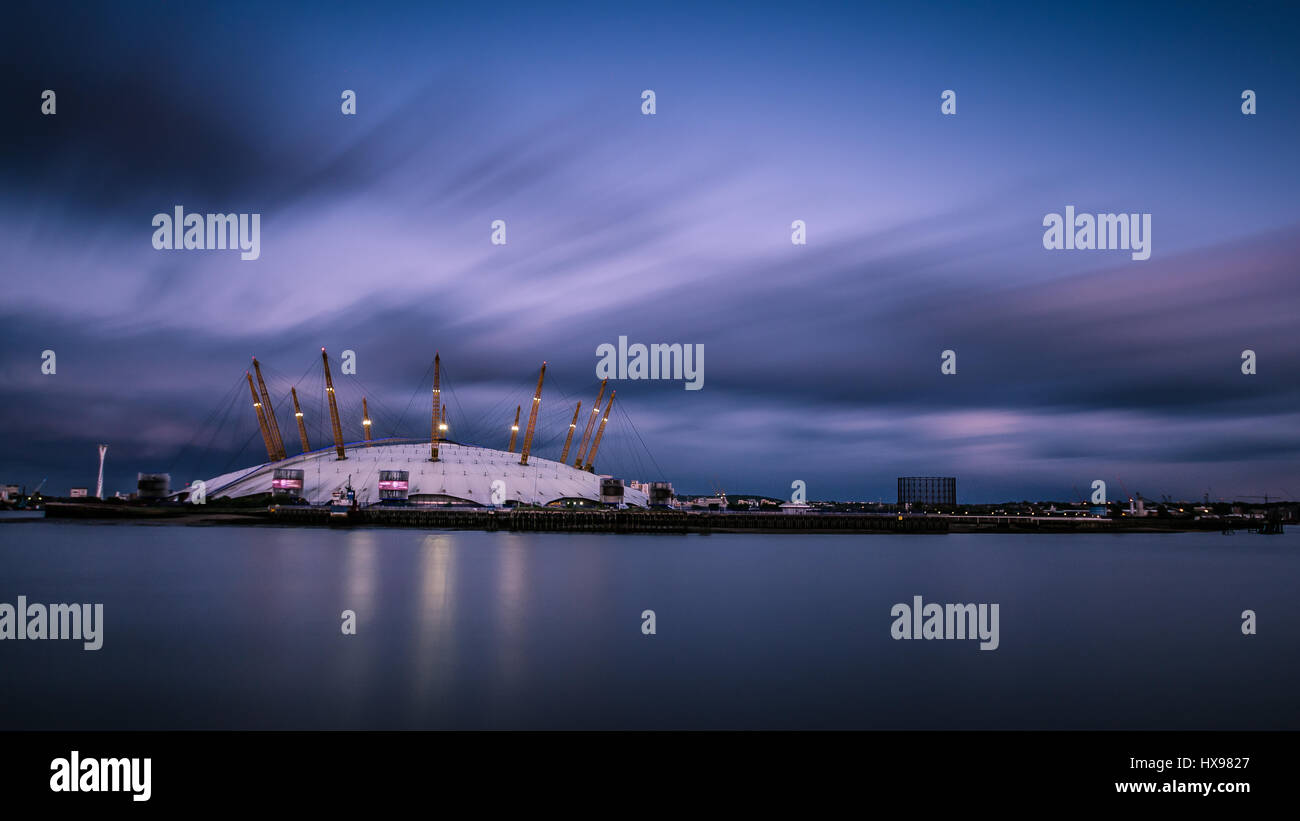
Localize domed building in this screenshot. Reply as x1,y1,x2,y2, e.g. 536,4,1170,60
186,351,650,508
198,439,646,507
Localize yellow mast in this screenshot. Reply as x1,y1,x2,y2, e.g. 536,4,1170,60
559,401,581,464
573,379,607,468
252,357,286,461
430,353,441,461
362,397,373,444
247,372,276,462
507,405,520,452
583,390,615,472
321,348,347,460
290,386,310,453
519,361,546,466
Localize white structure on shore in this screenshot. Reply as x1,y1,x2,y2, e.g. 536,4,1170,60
192,440,648,508
96,444,107,499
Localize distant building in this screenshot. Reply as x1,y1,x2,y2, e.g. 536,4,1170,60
1128,494,1148,517
898,477,956,507
648,482,674,507
780,502,812,514
627,481,673,507
137,473,171,500
599,477,625,505
69,488,89,498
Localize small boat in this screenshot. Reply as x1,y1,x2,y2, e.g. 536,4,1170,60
328,477,358,522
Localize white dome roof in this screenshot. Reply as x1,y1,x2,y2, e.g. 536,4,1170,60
201,440,646,507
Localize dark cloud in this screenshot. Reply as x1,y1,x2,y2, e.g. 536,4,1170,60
3,0,1299,500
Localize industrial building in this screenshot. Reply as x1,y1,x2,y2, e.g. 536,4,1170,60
897,476,957,508
137,473,171,500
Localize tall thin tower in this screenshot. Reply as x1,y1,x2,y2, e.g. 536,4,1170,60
290,387,311,453
583,390,615,472
247,372,277,462
573,379,607,468
519,361,546,466
96,444,107,499
560,402,582,465
252,357,286,461
321,348,347,460
430,353,442,462
507,406,521,452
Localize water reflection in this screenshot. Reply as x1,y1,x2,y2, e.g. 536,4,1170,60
336,530,379,722
493,534,530,701
6,525,1297,730
344,530,379,615
410,534,456,716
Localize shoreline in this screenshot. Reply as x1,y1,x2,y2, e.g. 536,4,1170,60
36,501,1284,535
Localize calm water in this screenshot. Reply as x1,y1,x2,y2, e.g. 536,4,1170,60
0,520,1296,730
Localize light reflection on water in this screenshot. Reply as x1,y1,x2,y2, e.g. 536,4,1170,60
344,530,378,616
410,535,456,715
330,530,378,720
0,522,1297,730
492,535,530,706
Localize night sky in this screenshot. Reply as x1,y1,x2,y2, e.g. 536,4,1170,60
2,0,1298,501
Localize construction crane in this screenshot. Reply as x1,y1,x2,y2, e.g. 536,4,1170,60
1115,476,1130,501
252,357,286,461
429,353,442,462
573,379,607,468
583,390,615,472
290,387,310,453
507,406,521,452
321,348,347,460
519,362,546,466
1114,475,1138,512
246,372,277,462
560,402,582,464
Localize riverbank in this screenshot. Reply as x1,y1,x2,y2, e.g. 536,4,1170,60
38,501,1279,534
